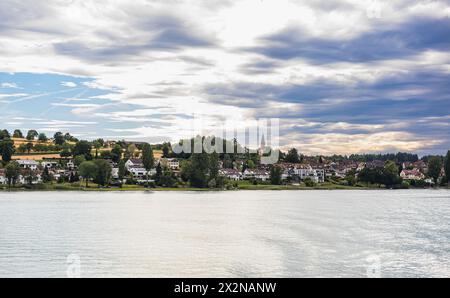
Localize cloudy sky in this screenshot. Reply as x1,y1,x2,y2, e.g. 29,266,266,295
0,0,449,155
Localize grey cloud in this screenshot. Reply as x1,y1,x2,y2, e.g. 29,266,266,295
250,17,450,63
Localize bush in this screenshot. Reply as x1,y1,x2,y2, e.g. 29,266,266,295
399,181,410,189
304,178,316,187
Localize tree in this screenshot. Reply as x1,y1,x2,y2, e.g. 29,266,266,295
428,156,443,185
25,142,33,154
285,148,301,163
5,162,20,189
111,145,122,163
382,161,402,187
64,133,78,142
270,166,283,185
142,143,154,187
60,143,72,158
73,140,92,160
159,169,176,188
26,130,38,141
93,159,112,187
74,155,86,167
0,139,15,163
93,140,102,158
246,159,256,169
78,161,98,188
358,167,383,186
54,132,65,145
69,172,80,183
223,154,233,169
118,159,126,180
345,170,357,186
126,144,137,159
0,129,10,140
38,133,48,142
209,152,219,182
42,166,52,183
162,142,171,158
445,150,450,185
13,130,24,138
188,152,209,188
24,168,37,185
155,162,163,185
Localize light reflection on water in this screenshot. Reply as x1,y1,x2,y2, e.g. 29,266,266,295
0,190,449,278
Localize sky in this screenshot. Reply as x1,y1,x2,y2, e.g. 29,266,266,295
0,0,449,155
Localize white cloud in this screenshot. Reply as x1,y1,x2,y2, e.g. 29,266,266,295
61,81,77,88
1,82,19,88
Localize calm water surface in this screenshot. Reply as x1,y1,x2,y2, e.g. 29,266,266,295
0,190,449,278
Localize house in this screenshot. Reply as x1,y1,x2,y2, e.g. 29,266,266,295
112,168,119,179
66,160,76,170
400,170,425,181
366,160,385,169
17,160,39,171
243,169,270,181
128,167,156,179
160,158,180,170
0,169,6,185
219,169,242,181
41,161,59,169
125,159,144,170
17,171,42,184
292,168,325,183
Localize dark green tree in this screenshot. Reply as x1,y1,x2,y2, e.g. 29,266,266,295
25,142,33,154
188,152,209,188
209,152,219,182
78,161,98,188
60,143,72,158
428,156,443,185
285,148,301,163
0,139,15,163
13,129,24,138
93,159,112,187
74,155,86,167
382,161,402,187
73,140,92,159
118,159,126,180
26,130,38,141
111,145,122,163
38,133,48,142
54,132,65,145
444,150,450,184
5,161,20,189
42,166,52,183
0,129,10,140
223,154,233,169
93,140,102,158
162,142,171,158
270,166,283,185
155,162,163,185
142,143,154,187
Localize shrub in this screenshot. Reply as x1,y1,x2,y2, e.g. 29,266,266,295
304,178,316,187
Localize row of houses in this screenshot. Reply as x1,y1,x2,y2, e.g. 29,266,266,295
123,158,180,180
219,166,326,183
0,168,43,185
0,158,182,185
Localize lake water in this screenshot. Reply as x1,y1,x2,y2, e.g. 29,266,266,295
0,190,449,278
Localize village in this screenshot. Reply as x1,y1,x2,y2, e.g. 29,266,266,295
0,130,449,190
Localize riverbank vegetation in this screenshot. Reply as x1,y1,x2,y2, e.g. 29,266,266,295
1,129,449,191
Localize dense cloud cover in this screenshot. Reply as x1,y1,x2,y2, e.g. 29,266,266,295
0,0,449,155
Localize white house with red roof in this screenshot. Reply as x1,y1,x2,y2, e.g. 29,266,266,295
400,169,425,181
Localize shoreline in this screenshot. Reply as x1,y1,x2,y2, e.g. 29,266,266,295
1,185,447,192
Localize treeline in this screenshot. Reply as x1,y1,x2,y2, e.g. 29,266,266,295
332,152,420,163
